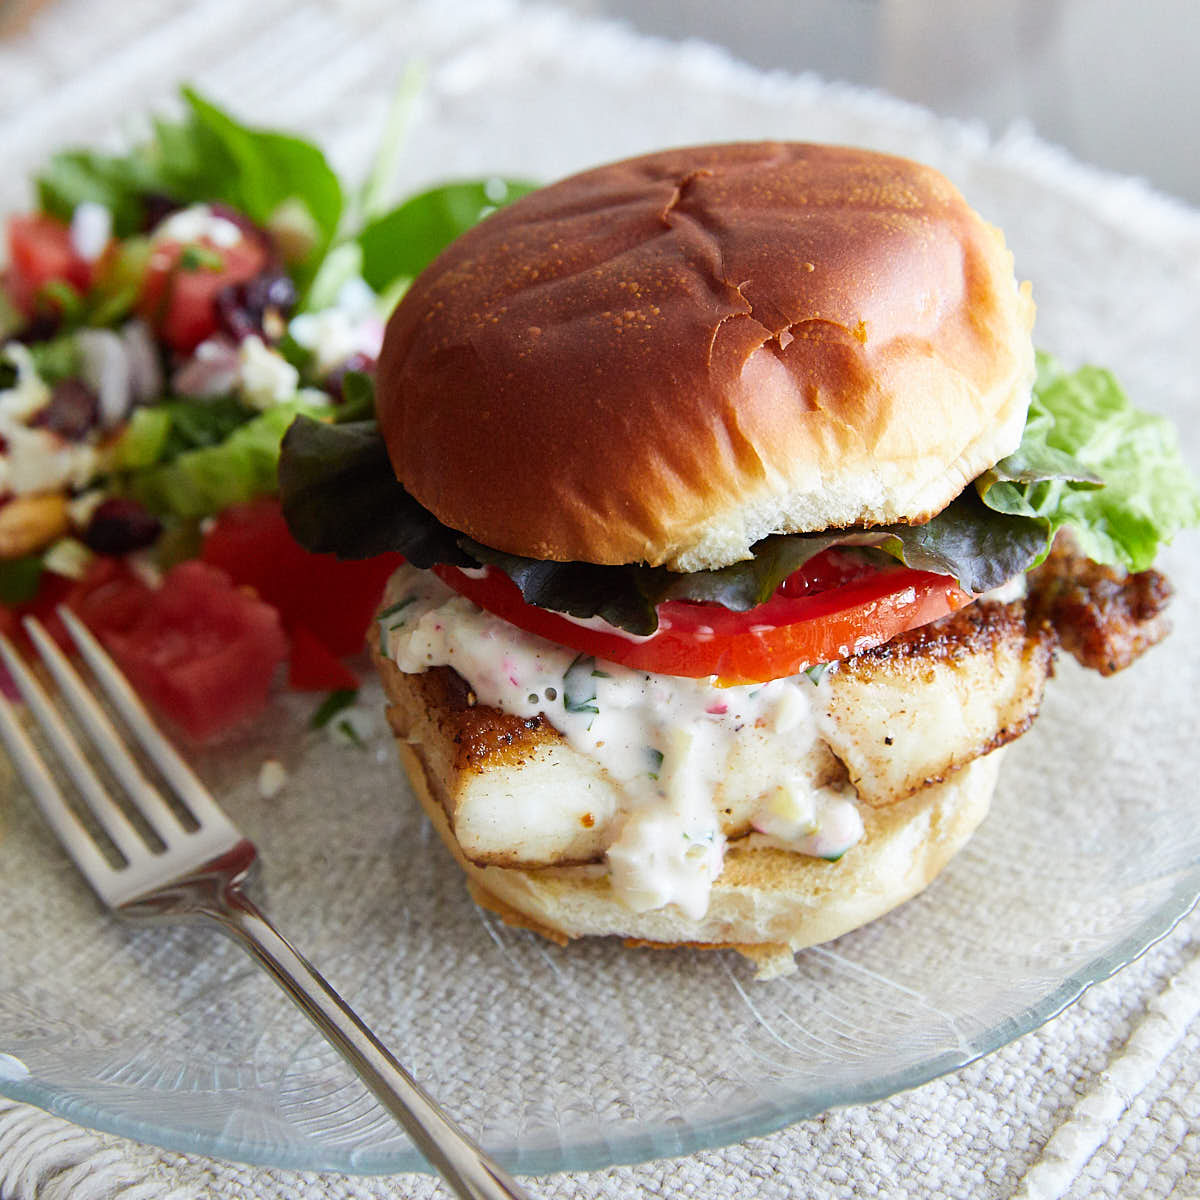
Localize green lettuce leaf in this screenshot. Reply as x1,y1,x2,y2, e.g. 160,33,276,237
978,352,1200,571
158,90,343,287
877,492,1050,593
463,539,663,634
129,400,331,519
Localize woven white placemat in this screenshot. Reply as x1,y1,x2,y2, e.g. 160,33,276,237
2,2,1199,1197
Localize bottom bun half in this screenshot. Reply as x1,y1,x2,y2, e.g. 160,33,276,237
384,659,1004,978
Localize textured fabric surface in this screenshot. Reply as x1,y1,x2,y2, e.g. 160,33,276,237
2,1,1200,1197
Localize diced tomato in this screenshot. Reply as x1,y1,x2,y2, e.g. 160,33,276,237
1,559,149,699
63,558,154,640
1,559,138,653
435,552,973,685
201,498,404,657
287,622,359,692
4,213,97,316
138,234,268,353
77,560,287,742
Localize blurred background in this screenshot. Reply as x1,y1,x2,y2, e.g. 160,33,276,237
1,0,1195,205
556,0,1198,205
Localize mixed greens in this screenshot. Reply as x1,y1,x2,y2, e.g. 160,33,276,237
0,88,531,611
279,353,1200,636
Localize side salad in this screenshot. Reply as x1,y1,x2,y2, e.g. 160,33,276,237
0,87,530,739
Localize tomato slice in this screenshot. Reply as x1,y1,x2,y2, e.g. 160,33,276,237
138,234,268,353
434,551,972,684
4,213,97,316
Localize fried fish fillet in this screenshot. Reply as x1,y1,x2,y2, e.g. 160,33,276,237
377,598,1054,870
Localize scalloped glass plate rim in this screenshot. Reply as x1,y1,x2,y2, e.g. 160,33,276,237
2,869,1197,1177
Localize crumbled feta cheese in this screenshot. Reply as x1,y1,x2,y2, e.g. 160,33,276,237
0,425,99,495
257,758,288,799
70,202,113,262
238,335,299,409
154,204,243,249
0,343,51,422
289,307,383,375
335,275,378,319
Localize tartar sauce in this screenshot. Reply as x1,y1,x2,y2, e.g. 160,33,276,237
380,566,863,920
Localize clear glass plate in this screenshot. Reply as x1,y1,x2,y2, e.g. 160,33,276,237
2,5,1200,1169
1,549,1198,1175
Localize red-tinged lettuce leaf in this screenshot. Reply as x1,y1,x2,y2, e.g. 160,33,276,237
278,353,1200,636
277,415,1051,634
876,492,1049,593
277,415,475,565
462,539,662,635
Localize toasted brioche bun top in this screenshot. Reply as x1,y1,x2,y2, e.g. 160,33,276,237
377,142,1035,571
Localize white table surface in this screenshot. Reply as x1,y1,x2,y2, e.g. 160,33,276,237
2,2,1199,1197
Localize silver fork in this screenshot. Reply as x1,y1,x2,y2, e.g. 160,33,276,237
0,610,533,1200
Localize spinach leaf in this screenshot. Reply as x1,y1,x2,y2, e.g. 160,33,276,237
36,148,160,236
169,90,343,287
34,89,343,288
354,179,536,293
0,555,44,606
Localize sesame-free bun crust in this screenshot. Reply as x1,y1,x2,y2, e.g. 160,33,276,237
378,142,1035,571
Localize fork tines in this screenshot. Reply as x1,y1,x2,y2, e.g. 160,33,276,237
0,610,241,908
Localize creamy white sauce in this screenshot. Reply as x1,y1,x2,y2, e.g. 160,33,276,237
381,566,863,919
978,573,1028,604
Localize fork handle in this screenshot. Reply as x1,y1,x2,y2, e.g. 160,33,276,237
209,885,534,1200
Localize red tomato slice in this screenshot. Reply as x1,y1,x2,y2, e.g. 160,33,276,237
4,213,96,316
288,622,359,692
138,234,268,352
434,552,972,685
79,560,288,742
201,498,404,657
